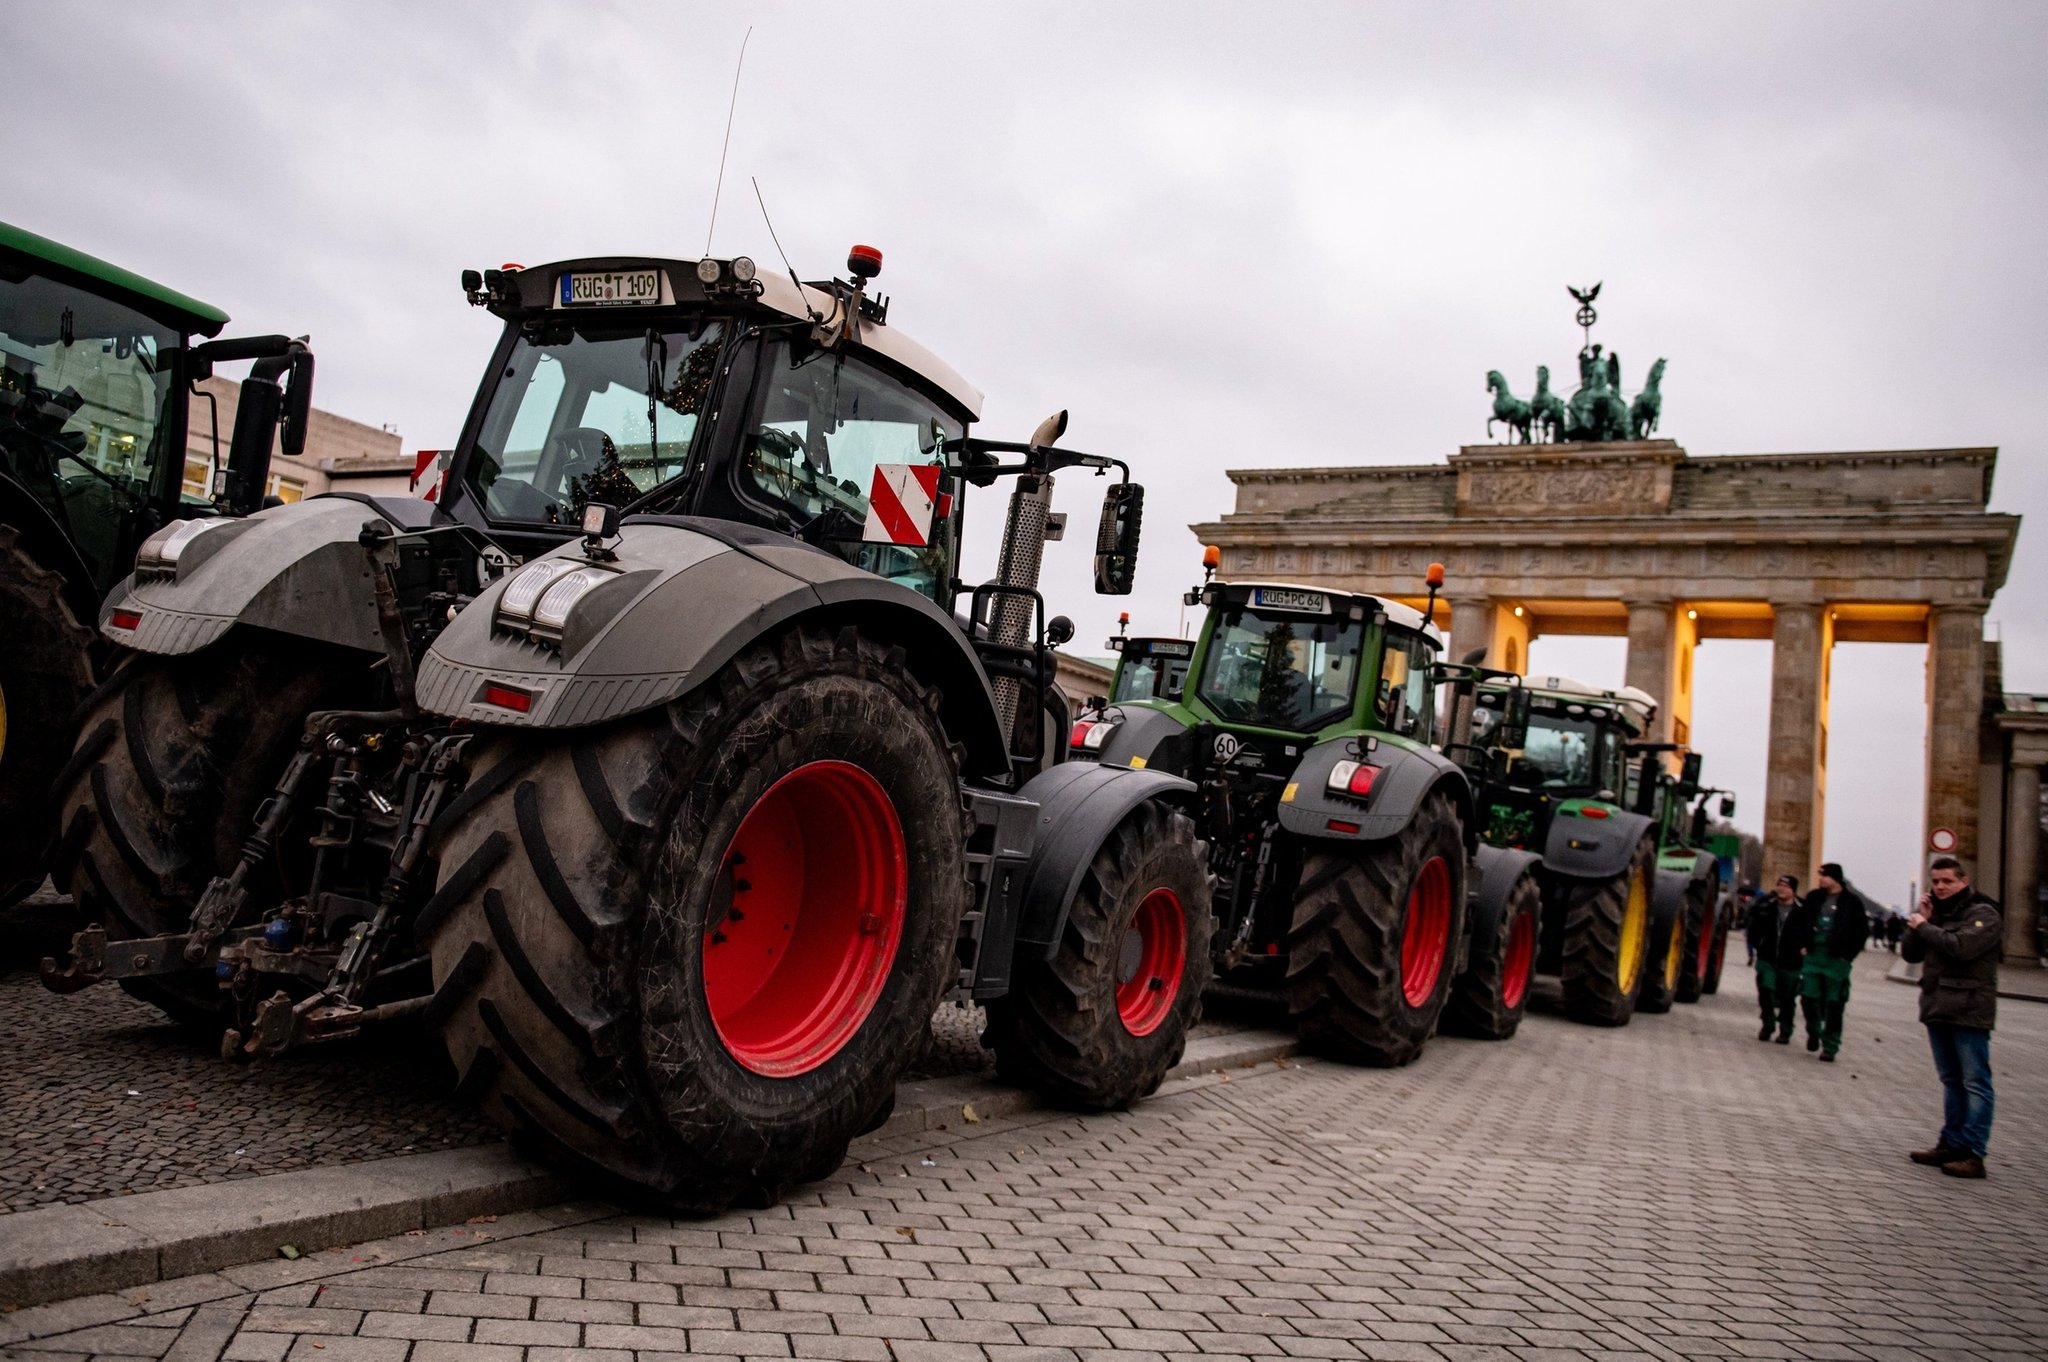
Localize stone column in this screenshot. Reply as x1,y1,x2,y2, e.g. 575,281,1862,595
2004,755,2042,965
1624,600,1674,741
1925,603,1986,869
1764,603,1829,887
1448,597,1495,667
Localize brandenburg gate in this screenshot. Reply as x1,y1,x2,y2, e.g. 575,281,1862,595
1190,438,2021,896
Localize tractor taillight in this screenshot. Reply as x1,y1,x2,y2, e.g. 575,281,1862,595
1070,719,1112,751
1579,806,1610,819
109,609,141,631
1326,760,1381,799
482,683,534,713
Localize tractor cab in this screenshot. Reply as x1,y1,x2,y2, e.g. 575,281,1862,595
1463,675,1654,849
1107,635,1193,704
440,250,982,607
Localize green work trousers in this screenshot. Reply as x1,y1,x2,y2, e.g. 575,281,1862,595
1756,960,1797,1038
1800,958,1852,1055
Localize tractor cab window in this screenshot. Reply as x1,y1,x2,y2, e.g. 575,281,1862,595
1113,649,1191,704
465,317,724,524
1521,711,1602,790
0,272,178,577
1194,606,1362,732
742,340,962,604
1374,627,1435,739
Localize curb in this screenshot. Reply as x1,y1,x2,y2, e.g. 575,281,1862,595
0,1026,1298,1310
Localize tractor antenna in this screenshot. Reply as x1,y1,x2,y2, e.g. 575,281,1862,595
753,177,821,323
703,26,753,256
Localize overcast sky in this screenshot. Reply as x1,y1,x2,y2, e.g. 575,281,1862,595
10,2,2042,904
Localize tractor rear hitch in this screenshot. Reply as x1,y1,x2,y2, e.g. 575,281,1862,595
40,922,263,993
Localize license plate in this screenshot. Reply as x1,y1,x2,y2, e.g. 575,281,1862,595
1253,587,1329,613
556,270,663,307
1143,641,1193,657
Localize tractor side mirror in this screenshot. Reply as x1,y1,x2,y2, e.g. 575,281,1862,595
1719,794,1736,818
1690,804,1709,843
277,342,314,457
1046,615,1075,647
1093,482,1143,595
223,372,283,515
1497,684,1531,752
1680,751,1702,788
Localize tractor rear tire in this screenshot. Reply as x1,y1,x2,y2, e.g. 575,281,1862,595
1558,835,1656,1027
421,626,969,1213
52,635,365,1026
1442,866,1540,1041
1675,874,1721,1004
985,802,1213,1109
1284,789,1466,1067
0,528,96,908
1701,895,1733,994
1636,883,1685,1015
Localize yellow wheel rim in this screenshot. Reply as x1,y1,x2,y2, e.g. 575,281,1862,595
1616,868,1649,993
1663,906,1684,990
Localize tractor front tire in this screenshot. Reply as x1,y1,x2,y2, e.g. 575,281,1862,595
986,802,1213,1109
1442,867,1540,1041
0,529,96,907
53,636,364,1026
421,626,968,1213
1284,790,1467,1067
1558,835,1656,1027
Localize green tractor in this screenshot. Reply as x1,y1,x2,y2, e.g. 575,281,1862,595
0,220,312,904
1099,617,1193,706
1646,755,1737,1005
1072,565,1543,1063
1438,669,1730,1023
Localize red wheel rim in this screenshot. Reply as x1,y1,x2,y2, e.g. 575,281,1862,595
703,760,907,1077
1501,908,1537,1011
1116,887,1186,1037
1400,856,1453,1008
1695,902,1715,976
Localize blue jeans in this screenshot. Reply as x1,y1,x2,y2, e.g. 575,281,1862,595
1926,1022,1994,1158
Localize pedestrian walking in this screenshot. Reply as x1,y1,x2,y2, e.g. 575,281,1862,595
1786,863,1867,1061
1885,911,1905,953
1904,856,2001,1179
1749,875,1801,1042
1867,905,1887,951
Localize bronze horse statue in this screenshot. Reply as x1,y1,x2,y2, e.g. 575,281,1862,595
1566,346,1631,442
1630,357,1666,439
1486,370,1532,444
1530,365,1567,443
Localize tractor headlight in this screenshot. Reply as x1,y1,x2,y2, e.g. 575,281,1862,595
530,567,616,635
496,559,579,628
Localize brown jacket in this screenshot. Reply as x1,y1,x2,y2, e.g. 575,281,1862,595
1902,888,2001,1029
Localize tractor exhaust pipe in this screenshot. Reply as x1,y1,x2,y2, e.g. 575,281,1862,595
989,410,1068,740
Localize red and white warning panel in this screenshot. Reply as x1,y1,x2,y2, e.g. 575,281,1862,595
863,463,944,546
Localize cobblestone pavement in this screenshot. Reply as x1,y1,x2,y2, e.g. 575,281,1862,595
9,948,2043,1361
0,894,1245,1212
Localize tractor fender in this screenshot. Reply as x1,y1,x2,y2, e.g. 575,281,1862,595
1666,848,1720,892
1275,734,1473,847
1004,762,1197,964
99,493,436,656
415,514,1009,777
1468,844,1542,962
1541,807,1659,882
1086,704,1198,777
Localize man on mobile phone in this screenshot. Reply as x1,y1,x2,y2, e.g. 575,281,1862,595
1750,875,1801,1042
1787,863,1868,1061
1903,856,2001,1179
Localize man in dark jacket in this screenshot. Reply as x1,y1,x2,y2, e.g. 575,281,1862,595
1749,875,1802,1041
1784,863,1868,1060
1903,856,2001,1178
